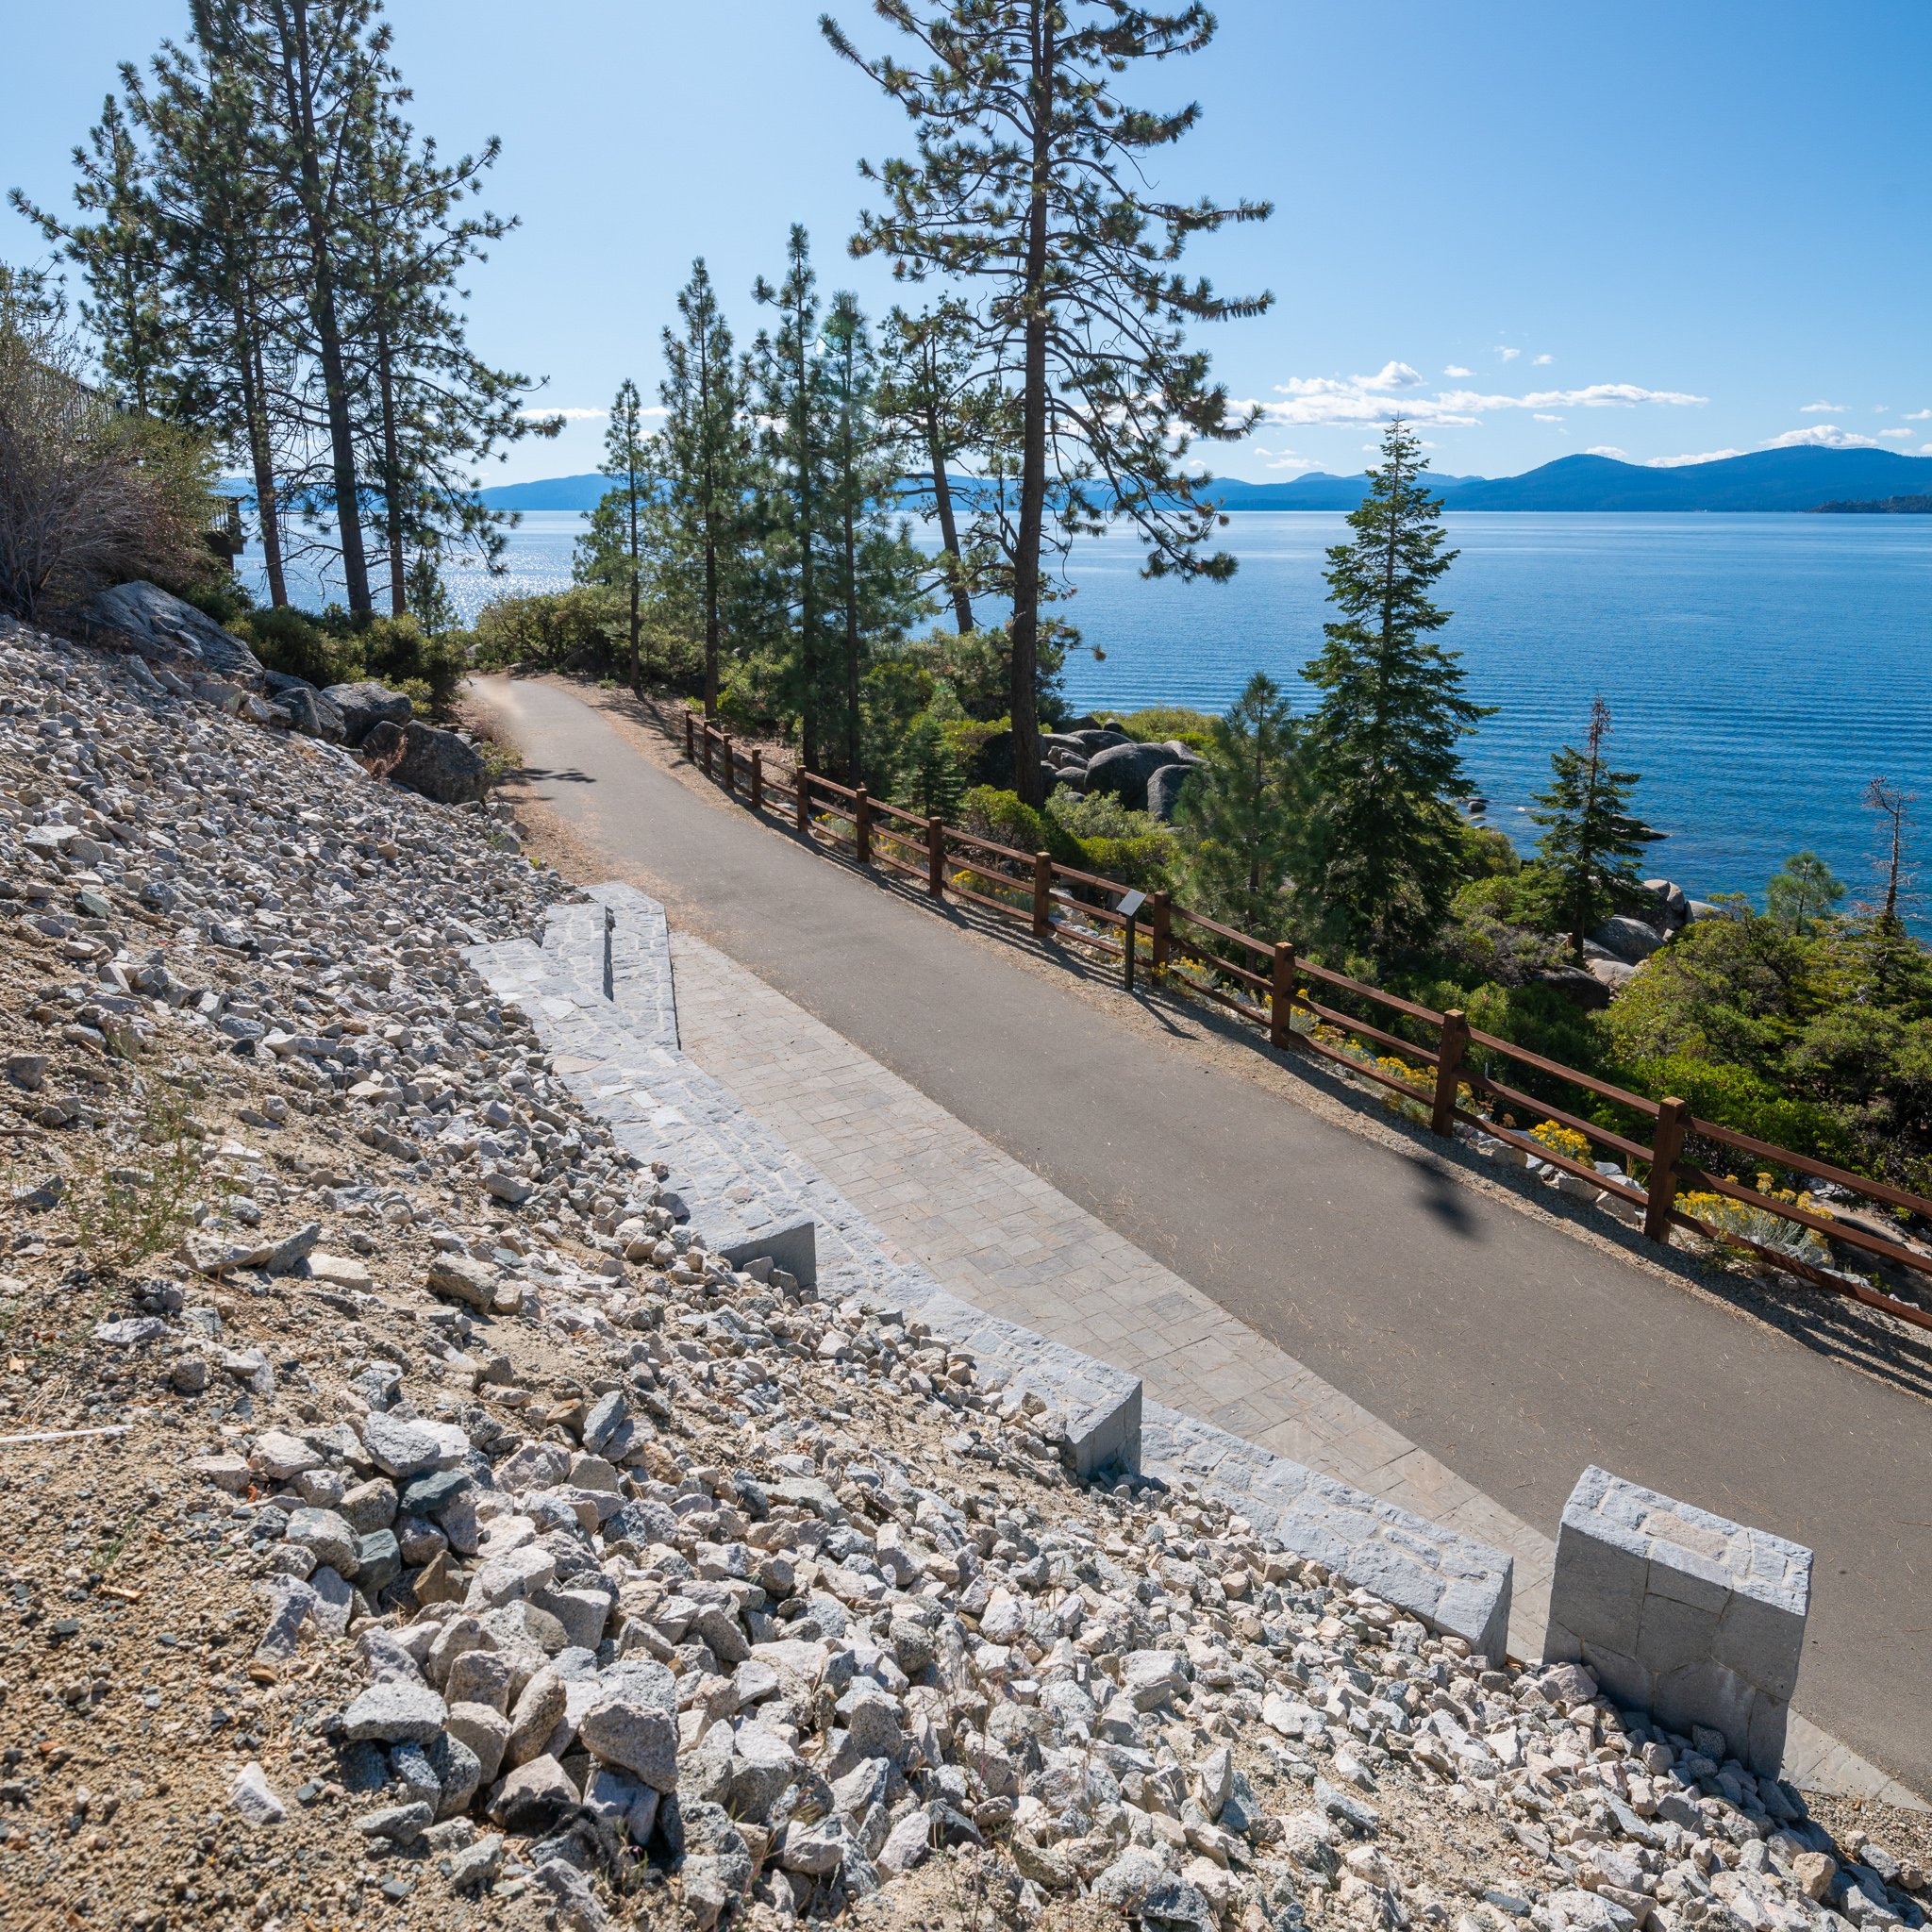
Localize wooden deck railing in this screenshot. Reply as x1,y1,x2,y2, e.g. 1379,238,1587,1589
681,712,1932,1333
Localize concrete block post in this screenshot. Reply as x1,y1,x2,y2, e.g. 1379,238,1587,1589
1543,1465,1811,1775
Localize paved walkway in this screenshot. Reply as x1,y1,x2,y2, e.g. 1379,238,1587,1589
473,674,1932,1803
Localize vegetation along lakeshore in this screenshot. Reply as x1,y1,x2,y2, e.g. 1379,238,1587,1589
5,1,1932,1918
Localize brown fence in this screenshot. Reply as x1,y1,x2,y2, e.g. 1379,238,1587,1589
682,712,1932,1334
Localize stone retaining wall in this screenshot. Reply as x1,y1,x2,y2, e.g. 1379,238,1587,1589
467,884,1515,1657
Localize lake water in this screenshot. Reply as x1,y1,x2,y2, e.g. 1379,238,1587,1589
243,509,1932,913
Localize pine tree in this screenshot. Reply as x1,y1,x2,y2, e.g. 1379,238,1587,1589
1767,852,1845,934
658,259,757,718
752,227,841,772
824,2,1272,807
11,95,177,416
877,299,998,634
120,17,307,607
822,292,927,782
1529,696,1663,958
338,99,557,615
237,0,393,615
576,378,651,688
1301,420,1491,957
1174,672,1304,940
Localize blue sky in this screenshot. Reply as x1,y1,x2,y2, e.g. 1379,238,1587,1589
6,0,1929,485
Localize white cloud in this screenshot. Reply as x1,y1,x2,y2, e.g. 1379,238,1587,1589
1799,401,1845,414
1907,408,1932,421
1877,427,1912,441
1496,346,1521,361
1586,445,1630,459
1254,445,1318,473
1761,425,1895,451
1442,364,1473,378
1438,381,1707,411
1261,370,1704,433
525,405,608,422
1644,449,1744,467
1533,353,1554,366
1533,412,1564,423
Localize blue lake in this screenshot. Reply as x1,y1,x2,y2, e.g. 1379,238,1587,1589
244,509,1932,914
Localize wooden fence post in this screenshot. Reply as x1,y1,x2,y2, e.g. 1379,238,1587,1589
684,713,695,761
1269,942,1297,1049
854,786,871,866
750,749,763,812
794,768,809,834
926,816,945,898
1032,853,1053,939
1432,1008,1469,1138
1644,1096,1688,1244
1150,891,1171,976
701,727,713,780
723,735,736,796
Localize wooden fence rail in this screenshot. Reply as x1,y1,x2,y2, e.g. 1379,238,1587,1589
682,715,1932,1333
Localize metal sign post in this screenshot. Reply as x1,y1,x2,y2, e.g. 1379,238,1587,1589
1117,889,1147,994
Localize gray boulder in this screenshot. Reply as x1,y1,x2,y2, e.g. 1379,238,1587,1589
1591,914,1668,964
82,581,264,687
391,721,489,805
1066,726,1132,751
1146,763,1197,823
1642,878,1690,929
1084,740,1174,808
323,679,413,747
269,678,346,742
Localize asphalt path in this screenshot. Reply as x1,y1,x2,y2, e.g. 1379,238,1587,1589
475,674,1932,1795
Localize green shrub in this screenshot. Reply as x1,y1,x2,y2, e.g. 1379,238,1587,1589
1120,705,1217,753
945,717,1013,787
472,587,625,675
242,606,363,688
959,785,1053,858
1621,1052,1854,1174
1045,787,1178,893
360,614,466,713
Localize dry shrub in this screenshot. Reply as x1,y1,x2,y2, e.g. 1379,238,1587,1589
0,266,212,620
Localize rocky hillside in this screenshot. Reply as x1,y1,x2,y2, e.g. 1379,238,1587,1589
0,615,1924,1932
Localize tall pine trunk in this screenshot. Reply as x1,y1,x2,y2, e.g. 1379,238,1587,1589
626,476,641,690
277,0,372,616
1009,1,1054,809
843,496,860,783
376,303,407,616
239,296,288,608
699,329,720,717
928,414,973,633
796,325,818,774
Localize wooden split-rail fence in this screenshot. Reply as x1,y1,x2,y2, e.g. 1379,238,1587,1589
683,711,1932,1336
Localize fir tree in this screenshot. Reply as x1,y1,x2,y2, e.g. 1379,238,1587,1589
577,377,651,688
1301,420,1491,957
894,711,965,819
658,259,757,718
1767,852,1845,934
824,2,1272,807
1529,695,1663,958
1174,672,1304,940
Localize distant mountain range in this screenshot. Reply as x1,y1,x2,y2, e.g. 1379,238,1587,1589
467,445,1932,515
